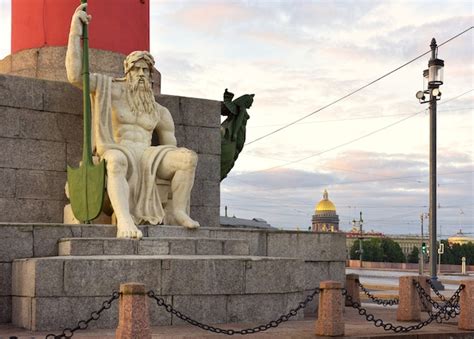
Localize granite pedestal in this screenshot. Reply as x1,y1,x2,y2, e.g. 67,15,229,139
3,224,346,331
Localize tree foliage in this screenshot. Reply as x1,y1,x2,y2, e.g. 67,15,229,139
349,238,474,265
350,238,406,263
439,240,474,265
407,246,419,263
381,238,406,263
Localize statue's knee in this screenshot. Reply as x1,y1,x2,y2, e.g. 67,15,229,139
179,149,198,169
104,151,128,175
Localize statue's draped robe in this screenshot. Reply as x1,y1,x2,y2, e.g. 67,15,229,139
91,74,175,225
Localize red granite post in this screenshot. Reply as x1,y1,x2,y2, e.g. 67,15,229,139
345,274,360,306
315,281,344,336
396,276,421,322
418,276,431,313
459,279,474,330
116,282,151,339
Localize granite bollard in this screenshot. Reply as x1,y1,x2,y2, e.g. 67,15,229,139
116,283,151,339
459,279,474,330
396,276,421,322
344,274,360,306
315,280,344,336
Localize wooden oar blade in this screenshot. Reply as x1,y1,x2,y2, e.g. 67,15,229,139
67,160,106,223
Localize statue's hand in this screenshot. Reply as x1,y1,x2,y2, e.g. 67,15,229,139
70,3,92,36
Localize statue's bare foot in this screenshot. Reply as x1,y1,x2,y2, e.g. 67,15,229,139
117,220,143,239
169,211,200,229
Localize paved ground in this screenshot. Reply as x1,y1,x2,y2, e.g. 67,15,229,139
1,304,473,339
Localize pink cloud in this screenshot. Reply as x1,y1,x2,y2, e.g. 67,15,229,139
171,3,252,32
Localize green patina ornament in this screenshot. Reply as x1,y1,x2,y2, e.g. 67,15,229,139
220,89,255,181
67,0,106,223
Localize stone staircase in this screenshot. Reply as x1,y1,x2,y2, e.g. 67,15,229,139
7,224,346,331
58,237,250,256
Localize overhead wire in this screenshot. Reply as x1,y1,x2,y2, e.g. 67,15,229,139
230,89,473,176
244,26,473,146
250,106,473,128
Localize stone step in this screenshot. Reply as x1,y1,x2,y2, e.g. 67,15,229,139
12,255,307,331
58,237,250,256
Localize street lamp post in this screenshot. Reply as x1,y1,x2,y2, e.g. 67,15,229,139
353,212,364,268
415,38,445,290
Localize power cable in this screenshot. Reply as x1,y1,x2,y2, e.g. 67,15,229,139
251,107,473,128
233,89,473,175
245,26,473,146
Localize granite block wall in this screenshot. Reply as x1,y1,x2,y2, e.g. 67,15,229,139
0,74,221,228
0,224,347,324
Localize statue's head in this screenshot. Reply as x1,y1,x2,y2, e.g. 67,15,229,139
124,51,155,78
123,51,156,115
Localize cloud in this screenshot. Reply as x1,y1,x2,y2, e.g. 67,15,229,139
164,2,254,33
222,149,473,234
0,0,10,59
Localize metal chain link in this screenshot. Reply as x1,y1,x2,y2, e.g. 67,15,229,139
414,280,441,309
426,278,447,302
45,291,120,339
411,281,463,323
356,280,399,306
414,281,461,316
343,283,464,333
147,288,320,335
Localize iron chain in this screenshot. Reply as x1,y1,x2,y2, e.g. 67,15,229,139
426,278,447,302
414,280,463,317
147,288,320,335
343,283,464,333
45,291,120,339
356,280,399,306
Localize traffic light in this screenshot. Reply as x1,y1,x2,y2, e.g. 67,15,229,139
421,242,427,254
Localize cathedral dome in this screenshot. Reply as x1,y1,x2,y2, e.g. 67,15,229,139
315,190,336,213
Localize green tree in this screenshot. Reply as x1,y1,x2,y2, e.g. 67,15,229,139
407,246,419,263
381,238,406,263
350,237,407,263
440,240,474,265
350,238,384,262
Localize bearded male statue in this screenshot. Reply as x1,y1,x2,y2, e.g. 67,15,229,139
66,4,200,239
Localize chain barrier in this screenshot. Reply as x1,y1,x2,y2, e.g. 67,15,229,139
426,278,448,302
414,280,442,309
147,288,319,335
356,280,399,306
45,291,120,339
417,285,431,311
32,280,465,338
343,282,464,333
414,280,462,317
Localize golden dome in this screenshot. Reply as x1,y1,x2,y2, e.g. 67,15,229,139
448,229,474,245
315,189,336,212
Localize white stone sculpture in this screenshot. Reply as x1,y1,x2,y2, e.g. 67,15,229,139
65,4,200,239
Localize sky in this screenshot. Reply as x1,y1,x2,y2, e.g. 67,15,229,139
0,0,473,238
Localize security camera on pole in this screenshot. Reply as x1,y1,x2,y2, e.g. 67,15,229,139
415,38,445,290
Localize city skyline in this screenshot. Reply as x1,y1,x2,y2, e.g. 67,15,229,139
0,0,472,236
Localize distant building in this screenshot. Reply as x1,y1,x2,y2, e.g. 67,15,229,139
220,216,276,229
387,235,423,257
312,190,340,232
448,229,474,245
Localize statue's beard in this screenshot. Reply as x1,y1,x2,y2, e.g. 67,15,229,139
126,76,155,115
